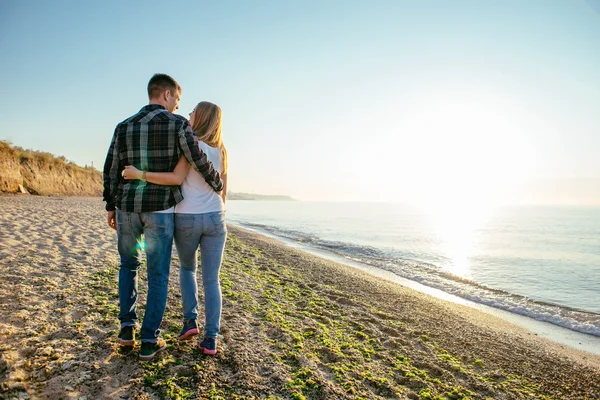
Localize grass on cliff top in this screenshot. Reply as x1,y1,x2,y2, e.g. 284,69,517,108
0,139,98,171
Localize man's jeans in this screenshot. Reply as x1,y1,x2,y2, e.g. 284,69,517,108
174,212,227,339
116,210,174,343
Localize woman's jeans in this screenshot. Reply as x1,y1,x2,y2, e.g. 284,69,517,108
116,211,174,343
174,212,227,339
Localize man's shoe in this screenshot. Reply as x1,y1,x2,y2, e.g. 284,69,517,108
178,319,199,341
198,337,217,355
117,326,135,346
139,339,167,361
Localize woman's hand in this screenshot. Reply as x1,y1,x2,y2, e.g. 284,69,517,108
122,165,143,180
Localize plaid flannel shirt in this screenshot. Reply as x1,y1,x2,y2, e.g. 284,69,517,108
103,104,223,212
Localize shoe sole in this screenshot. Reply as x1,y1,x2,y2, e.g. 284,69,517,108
117,338,135,346
139,344,167,361
198,344,217,355
178,328,199,341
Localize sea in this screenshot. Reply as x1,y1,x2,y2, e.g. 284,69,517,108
226,201,600,341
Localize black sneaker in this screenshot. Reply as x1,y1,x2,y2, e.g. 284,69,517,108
117,326,135,346
139,339,167,361
198,337,217,355
178,319,199,341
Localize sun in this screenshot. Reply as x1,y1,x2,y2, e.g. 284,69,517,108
399,100,537,208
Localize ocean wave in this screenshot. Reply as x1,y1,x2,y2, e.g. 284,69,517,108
237,221,600,337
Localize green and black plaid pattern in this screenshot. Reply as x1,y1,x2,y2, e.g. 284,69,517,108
103,104,223,212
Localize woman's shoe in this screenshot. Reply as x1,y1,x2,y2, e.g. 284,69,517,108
198,337,217,355
178,319,199,341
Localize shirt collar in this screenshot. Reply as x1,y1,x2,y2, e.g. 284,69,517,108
142,104,167,112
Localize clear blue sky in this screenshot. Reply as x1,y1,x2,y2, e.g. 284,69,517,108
1,0,599,204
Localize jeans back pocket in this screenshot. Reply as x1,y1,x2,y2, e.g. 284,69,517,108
116,210,131,235
143,213,174,240
208,212,227,235
175,214,196,239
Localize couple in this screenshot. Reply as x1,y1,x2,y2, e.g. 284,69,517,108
102,73,228,360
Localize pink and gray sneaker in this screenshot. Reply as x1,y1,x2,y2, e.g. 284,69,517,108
198,337,217,355
178,319,199,341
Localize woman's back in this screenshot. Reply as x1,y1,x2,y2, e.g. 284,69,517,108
175,142,225,214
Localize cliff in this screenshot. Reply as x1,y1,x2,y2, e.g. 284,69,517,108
0,140,102,196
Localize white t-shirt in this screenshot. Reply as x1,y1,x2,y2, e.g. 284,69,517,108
175,142,225,214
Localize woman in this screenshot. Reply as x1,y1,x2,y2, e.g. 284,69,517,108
123,101,227,355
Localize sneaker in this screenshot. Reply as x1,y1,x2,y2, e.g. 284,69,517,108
117,326,135,346
139,339,167,361
178,319,199,341
198,337,217,355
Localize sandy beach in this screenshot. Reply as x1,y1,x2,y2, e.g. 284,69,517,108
0,195,599,399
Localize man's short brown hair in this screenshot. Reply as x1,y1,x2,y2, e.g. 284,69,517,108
147,73,181,99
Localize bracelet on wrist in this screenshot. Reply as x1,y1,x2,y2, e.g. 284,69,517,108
142,171,147,181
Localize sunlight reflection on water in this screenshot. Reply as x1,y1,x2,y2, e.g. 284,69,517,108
426,201,495,279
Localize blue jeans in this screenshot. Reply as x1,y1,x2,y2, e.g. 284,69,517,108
116,210,174,343
174,212,227,339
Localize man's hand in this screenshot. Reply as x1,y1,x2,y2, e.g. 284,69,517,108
107,210,117,230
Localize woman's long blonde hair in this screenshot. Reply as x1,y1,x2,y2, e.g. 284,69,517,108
190,101,227,174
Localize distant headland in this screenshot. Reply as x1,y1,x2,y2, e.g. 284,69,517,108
227,192,295,201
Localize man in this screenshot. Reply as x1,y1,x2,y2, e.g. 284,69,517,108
103,73,223,360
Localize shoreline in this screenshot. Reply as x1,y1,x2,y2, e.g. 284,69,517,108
1,196,599,399
233,222,600,356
